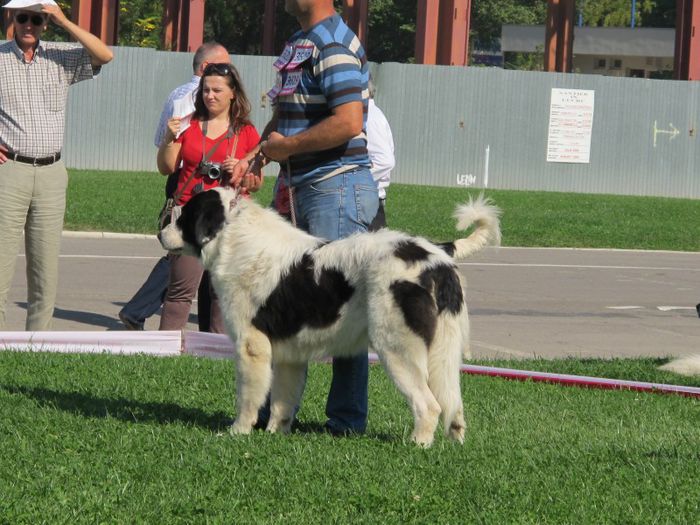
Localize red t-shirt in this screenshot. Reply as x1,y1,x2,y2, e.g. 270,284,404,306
174,120,260,205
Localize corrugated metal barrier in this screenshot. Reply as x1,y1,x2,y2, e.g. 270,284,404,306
62,47,700,199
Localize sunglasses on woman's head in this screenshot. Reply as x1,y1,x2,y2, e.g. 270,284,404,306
203,63,233,76
15,13,46,26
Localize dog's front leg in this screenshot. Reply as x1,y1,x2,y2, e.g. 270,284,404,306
267,362,307,434
231,328,272,435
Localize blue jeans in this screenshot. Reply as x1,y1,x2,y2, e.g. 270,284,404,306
294,168,378,433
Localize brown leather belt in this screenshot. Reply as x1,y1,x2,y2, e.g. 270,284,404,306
9,152,61,166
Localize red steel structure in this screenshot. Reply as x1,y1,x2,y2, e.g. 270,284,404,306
674,0,700,79
2,0,700,80
543,0,574,73
162,0,204,52
415,0,471,66
71,0,119,45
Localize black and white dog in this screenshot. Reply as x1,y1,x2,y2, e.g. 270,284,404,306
160,187,501,447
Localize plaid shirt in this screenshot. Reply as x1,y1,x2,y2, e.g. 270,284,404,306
0,39,98,157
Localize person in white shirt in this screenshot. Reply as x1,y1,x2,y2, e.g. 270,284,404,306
366,77,395,230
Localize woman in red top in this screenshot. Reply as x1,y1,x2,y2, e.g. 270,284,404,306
157,62,261,332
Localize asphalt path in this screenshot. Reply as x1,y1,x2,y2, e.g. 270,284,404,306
5,233,700,360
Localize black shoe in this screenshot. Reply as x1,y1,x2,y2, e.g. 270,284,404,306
119,311,144,331
696,303,700,319
323,422,363,437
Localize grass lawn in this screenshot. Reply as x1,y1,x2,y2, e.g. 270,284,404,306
64,169,700,251
1,352,698,524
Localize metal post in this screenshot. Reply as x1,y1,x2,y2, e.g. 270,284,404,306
262,0,277,56
415,0,440,64
342,0,369,48
436,0,470,66
544,0,574,72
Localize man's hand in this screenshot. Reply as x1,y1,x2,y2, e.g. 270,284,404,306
0,144,8,164
227,153,264,192
261,131,291,162
41,4,70,28
41,3,113,67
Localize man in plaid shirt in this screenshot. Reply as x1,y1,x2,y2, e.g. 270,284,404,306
0,2,113,330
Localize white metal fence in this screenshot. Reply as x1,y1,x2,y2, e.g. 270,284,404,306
63,47,700,199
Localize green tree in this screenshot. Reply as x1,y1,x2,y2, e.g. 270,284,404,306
582,0,675,27
367,0,417,63
118,0,161,48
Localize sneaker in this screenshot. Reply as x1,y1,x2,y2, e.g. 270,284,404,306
119,311,144,331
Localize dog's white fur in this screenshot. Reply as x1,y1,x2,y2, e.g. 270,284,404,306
161,187,501,446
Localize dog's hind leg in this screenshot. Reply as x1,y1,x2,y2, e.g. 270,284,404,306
231,328,272,435
428,320,467,444
378,345,441,448
267,362,307,434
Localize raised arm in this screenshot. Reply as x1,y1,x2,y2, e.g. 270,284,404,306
42,4,114,67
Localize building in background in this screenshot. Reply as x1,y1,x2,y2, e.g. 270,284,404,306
501,25,674,78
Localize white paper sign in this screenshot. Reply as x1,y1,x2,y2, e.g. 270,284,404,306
546,88,594,163
172,90,196,138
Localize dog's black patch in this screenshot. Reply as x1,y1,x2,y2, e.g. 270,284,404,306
252,253,355,339
394,240,430,264
177,190,227,256
419,265,463,314
435,242,456,257
390,280,437,348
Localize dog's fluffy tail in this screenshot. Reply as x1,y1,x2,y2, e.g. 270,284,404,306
451,194,502,260
659,355,700,376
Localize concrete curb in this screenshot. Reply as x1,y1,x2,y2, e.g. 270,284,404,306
61,231,700,254
62,231,157,240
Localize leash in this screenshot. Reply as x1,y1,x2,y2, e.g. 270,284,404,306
286,159,297,227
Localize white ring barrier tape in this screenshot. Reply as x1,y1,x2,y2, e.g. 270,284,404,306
1,331,698,398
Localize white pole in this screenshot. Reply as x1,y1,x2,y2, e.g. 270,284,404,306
483,144,490,188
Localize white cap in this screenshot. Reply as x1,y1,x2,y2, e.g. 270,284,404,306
2,0,57,11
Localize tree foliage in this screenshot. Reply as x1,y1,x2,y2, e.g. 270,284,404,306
582,0,675,27
118,0,161,48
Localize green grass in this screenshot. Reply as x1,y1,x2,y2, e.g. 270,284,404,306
12,171,699,521
0,352,698,523
65,169,700,251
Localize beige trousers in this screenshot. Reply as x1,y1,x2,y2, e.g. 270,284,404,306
0,159,68,331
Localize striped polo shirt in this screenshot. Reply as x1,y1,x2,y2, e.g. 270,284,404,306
270,14,370,186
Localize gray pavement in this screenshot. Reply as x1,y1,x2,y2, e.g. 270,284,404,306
4,233,700,360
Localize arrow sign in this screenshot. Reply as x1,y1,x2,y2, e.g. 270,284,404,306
653,120,680,147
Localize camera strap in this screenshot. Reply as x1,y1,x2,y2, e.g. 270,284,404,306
171,121,237,205
201,121,236,165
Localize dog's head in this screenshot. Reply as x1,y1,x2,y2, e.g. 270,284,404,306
159,187,240,257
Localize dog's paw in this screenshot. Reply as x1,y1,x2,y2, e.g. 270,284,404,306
266,417,293,434
230,420,253,435
411,431,434,448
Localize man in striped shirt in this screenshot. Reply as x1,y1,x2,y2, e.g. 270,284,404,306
232,0,379,436
0,2,113,331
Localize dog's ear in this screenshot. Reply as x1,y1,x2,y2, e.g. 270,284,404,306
195,201,226,247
